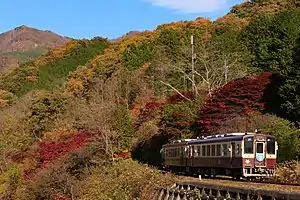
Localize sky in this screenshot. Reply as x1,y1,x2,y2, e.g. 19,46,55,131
0,0,244,40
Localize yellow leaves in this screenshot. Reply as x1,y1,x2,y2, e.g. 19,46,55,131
215,14,249,32
66,78,85,96
90,47,121,69
0,89,16,107
157,21,190,30
34,40,79,66
66,66,95,96
20,158,38,175
66,46,122,96
119,31,157,52
132,62,151,80
0,164,22,196
42,130,75,142
156,17,212,31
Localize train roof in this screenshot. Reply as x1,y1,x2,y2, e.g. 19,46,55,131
162,132,275,147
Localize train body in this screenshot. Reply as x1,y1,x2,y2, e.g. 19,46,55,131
161,132,278,179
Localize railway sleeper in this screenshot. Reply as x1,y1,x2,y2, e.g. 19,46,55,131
157,182,300,200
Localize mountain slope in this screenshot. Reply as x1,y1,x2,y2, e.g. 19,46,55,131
0,25,69,53
0,25,70,72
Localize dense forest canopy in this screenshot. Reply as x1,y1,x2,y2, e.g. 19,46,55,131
1,0,300,199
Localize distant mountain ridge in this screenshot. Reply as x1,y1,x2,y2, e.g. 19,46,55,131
0,25,70,72
0,25,69,53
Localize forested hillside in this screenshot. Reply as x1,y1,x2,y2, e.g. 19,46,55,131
1,0,300,199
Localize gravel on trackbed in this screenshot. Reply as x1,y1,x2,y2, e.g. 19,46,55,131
179,176,300,193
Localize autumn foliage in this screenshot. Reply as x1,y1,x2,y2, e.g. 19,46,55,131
38,131,92,166
197,72,284,134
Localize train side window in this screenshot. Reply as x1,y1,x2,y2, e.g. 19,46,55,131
202,145,206,156
222,144,228,156
237,144,240,154
244,137,254,154
184,147,189,157
267,137,276,154
207,145,211,156
197,146,201,157
194,146,198,157
212,145,216,156
217,144,221,156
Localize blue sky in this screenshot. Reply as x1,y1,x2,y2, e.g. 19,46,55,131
0,0,243,39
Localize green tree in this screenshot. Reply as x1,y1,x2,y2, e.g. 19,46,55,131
111,105,134,150
242,8,300,75
262,117,300,162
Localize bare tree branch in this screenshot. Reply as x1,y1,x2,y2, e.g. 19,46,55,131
160,81,193,102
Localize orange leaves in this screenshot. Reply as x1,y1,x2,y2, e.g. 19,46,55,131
34,40,79,66
215,14,249,31
66,66,94,96
119,31,157,52
156,17,212,32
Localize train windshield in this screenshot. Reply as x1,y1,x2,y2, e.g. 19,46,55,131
244,137,254,154
267,137,276,154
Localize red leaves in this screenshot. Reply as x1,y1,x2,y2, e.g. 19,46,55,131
53,194,71,200
197,72,283,134
38,131,92,166
114,151,131,159
166,91,195,104
145,102,164,110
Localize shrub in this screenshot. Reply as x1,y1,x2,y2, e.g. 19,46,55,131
14,164,76,200
274,161,300,184
26,91,68,138
73,159,176,200
261,117,300,162
38,131,92,166
0,165,22,200
0,89,17,107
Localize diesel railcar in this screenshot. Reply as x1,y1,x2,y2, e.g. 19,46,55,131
161,132,278,179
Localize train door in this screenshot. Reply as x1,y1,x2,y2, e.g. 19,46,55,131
255,142,266,167
230,142,236,167
190,145,194,167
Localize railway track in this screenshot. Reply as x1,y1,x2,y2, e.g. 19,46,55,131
156,181,300,200
157,171,300,199
159,169,300,189
194,175,300,187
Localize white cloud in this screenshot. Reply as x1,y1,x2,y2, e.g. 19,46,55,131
144,0,229,13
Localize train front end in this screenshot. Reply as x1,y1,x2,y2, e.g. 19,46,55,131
242,134,278,178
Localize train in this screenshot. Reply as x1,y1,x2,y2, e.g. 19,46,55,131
160,132,278,179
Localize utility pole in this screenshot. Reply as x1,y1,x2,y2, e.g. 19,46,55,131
191,35,196,95
224,59,228,84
